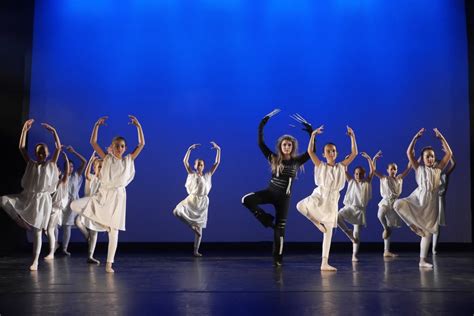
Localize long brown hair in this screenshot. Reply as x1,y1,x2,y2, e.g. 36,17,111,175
271,135,299,176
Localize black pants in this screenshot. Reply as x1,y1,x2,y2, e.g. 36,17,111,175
242,188,291,259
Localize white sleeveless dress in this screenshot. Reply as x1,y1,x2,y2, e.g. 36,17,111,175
394,166,441,235
61,173,83,226
173,172,212,228
378,177,403,228
339,179,372,226
78,175,106,232
1,161,58,230
297,163,346,227
71,154,135,231
50,179,69,228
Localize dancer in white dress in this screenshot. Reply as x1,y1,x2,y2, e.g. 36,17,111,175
71,115,145,273
45,151,71,260
432,149,455,254
173,142,221,256
372,151,411,258
60,146,86,256
0,119,61,270
75,151,106,264
297,125,358,271
393,128,452,268
337,152,374,262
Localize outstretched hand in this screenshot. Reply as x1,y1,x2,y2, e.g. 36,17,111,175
128,115,141,127
433,128,443,139
210,141,220,150
95,116,108,126
360,152,371,160
188,143,201,151
41,123,56,133
262,108,281,125
373,150,383,160
346,125,355,137
414,128,425,139
66,145,75,153
311,125,324,136
23,119,34,131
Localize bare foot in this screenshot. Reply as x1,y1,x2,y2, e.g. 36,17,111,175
44,254,55,260
382,228,391,240
193,252,203,257
105,262,115,273
87,257,100,265
29,262,38,271
321,263,337,271
383,251,398,258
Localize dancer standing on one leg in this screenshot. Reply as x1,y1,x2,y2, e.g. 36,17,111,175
297,125,358,271
60,146,86,256
45,150,71,260
173,142,221,257
372,151,411,258
337,152,374,262
432,148,455,254
75,151,106,264
242,109,314,266
393,128,452,268
0,119,61,270
71,115,145,273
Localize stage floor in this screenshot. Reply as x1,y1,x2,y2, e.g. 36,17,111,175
0,249,473,315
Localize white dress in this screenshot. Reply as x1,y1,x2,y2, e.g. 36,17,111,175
61,172,83,226
378,177,403,228
437,173,448,226
78,175,106,232
173,172,212,228
394,166,441,235
297,163,346,227
339,179,372,226
70,154,135,231
1,161,58,230
50,179,69,228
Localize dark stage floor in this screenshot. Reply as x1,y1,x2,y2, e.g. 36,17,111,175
0,248,473,315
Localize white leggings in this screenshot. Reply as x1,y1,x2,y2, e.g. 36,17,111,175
420,233,433,259
107,229,119,263
62,225,72,250
322,224,334,259
32,228,42,262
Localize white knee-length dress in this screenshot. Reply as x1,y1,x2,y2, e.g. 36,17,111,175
339,179,372,226
70,154,135,231
1,161,58,230
78,174,106,232
50,179,69,228
394,166,441,235
61,172,83,226
173,172,212,228
297,163,346,227
378,177,403,228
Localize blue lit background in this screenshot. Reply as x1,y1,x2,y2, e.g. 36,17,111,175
27,0,471,242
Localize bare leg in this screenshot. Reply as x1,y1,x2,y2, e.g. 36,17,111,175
193,227,203,257
106,229,119,273
45,221,57,260
321,225,337,271
30,228,42,271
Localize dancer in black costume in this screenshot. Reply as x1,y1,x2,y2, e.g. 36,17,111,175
242,109,313,266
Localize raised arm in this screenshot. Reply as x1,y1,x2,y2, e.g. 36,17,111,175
183,144,200,174
19,119,34,163
343,156,353,181
41,123,61,164
209,141,221,175
361,152,374,182
60,150,70,184
129,115,145,160
341,126,358,167
84,151,97,181
398,161,412,179
407,128,424,170
308,125,323,167
372,150,384,179
446,155,456,176
290,113,314,163
258,109,280,160
67,146,87,175
433,128,452,171
90,116,108,159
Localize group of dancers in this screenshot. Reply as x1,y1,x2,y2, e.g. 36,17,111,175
1,109,454,273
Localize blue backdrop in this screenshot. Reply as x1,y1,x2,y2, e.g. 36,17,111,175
27,0,471,242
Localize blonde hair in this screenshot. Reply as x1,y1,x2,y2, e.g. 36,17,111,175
271,135,299,176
